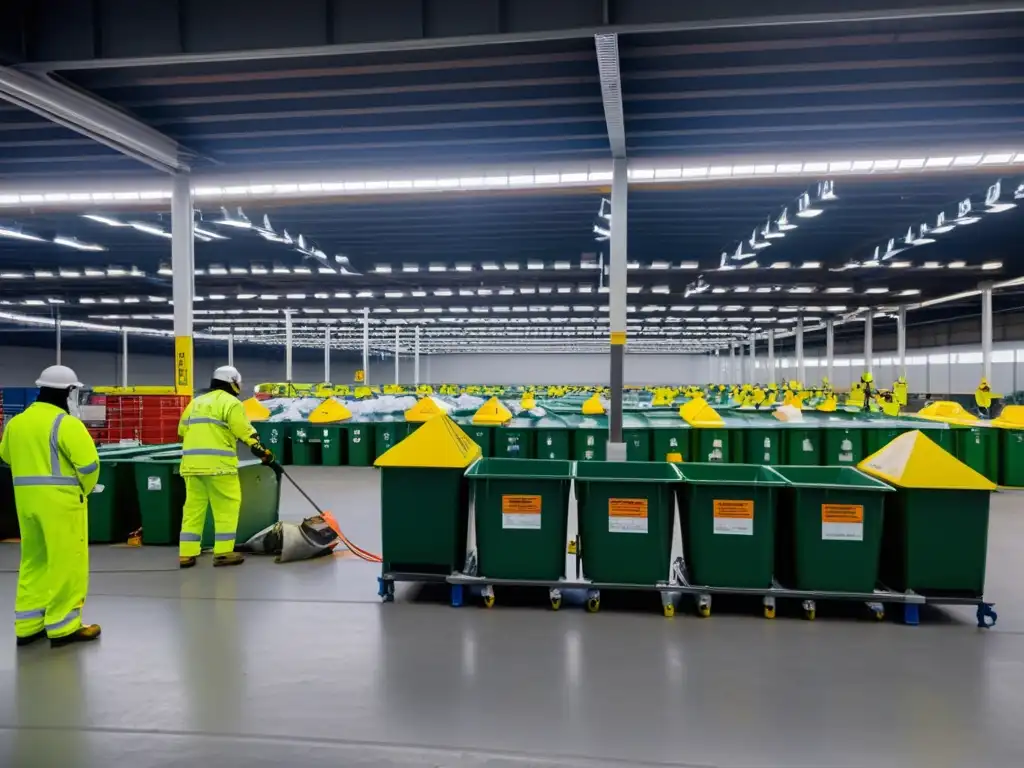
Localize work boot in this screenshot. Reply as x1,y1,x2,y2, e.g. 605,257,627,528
16,629,46,648
213,552,244,567
50,624,101,649
179,556,197,569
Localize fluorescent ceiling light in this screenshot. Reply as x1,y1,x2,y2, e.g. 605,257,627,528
82,214,126,227
374,265,392,273
129,221,171,239
0,226,45,242
948,261,967,268
982,261,1002,270
865,287,889,294
53,236,106,251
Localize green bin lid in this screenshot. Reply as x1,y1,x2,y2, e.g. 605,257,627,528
465,458,572,478
771,465,893,491
573,460,681,482
676,463,786,485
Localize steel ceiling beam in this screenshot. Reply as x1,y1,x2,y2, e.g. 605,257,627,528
16,1,1024,71
594,34,626,159
0,67,188,173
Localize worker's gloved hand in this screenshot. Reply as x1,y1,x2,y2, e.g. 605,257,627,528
250,441,275,465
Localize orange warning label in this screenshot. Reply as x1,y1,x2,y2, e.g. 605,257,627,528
713,500,754,519
822,504,863,523
502,495,542,514
609,498,648,517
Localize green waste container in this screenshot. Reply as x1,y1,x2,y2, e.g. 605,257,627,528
822,425,865,467
318,425,345,466
743,427,782,466
952,425,995,480
344,422,374,466
289,422,321,466
131,457,187,545
253,422,291,465
377,461,480,576
88,444,169,543
692,427,730,463
623,414,652,461
534,418,571,460
999,428,1024,486
774,466,892,593
571,416,608,462
648,418,690,462
494,418,535,459
373,419,411,460
574,461,681,584
677,463,785,588
460,424,494,457
466,458,572,580
783,426,822,466
131,454,282,549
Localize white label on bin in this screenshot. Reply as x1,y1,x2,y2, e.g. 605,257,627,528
822,504,864,541
713,500,754,535
502,495,542,529
609,498,648,534
802,438,814,453
147,476,161,491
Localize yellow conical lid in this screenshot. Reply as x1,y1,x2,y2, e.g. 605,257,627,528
582,393,605,415
308,399,352,424
857,430,995,490
374,413,481,468
404,396,447,422
679,397,724,427
993,405,1024,429
816,395,837,412
243,398,271,422
917,400,978,423
472,396,513,425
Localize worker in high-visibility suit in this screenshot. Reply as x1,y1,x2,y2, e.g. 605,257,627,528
178,366,275,568
893,376,909,408
976,377,994,418
0,366,101,648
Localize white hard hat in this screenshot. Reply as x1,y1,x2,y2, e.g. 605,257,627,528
36,365,83,389
212,365,242,386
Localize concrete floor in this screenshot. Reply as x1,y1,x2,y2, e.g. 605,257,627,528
1,467,1023,767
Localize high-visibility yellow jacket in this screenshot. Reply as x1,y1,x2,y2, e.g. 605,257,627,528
178,389,258,476
976,386,993,409
894,381,908,407
0,402,100,499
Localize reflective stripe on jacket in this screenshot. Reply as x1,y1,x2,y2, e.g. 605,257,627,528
0,402,100,495
178,390,257,476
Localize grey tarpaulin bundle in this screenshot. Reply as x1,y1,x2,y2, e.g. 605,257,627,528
239,515,340,563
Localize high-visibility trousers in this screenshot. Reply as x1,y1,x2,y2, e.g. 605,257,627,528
14,491,88,640
178,474,241,557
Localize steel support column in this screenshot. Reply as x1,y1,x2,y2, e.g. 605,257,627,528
414,326,421,385
865,314,874,375
796,316,805,384
227,328,234,367
749,335,756,382
362,308,369,385
121,328,128,387
826,319,834,384
324,326,331,382
171,174,194,397
767,331,776,383
608,157,628,448
55,310,61,365
394,327,400,384
981,282,994,381
284,310,293,382
897,306,907,377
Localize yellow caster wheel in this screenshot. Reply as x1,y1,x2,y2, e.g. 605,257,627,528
483,594,495,609
698,604,711,618
663,604,675,618
764,607,776,620
550,597,562,611
586,597,600,613
805,609,816,621
875,610,885,621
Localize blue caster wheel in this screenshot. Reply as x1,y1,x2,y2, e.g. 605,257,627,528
378,577,395,603
903,603,920,626
977,603,997,628
450,584,464,608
